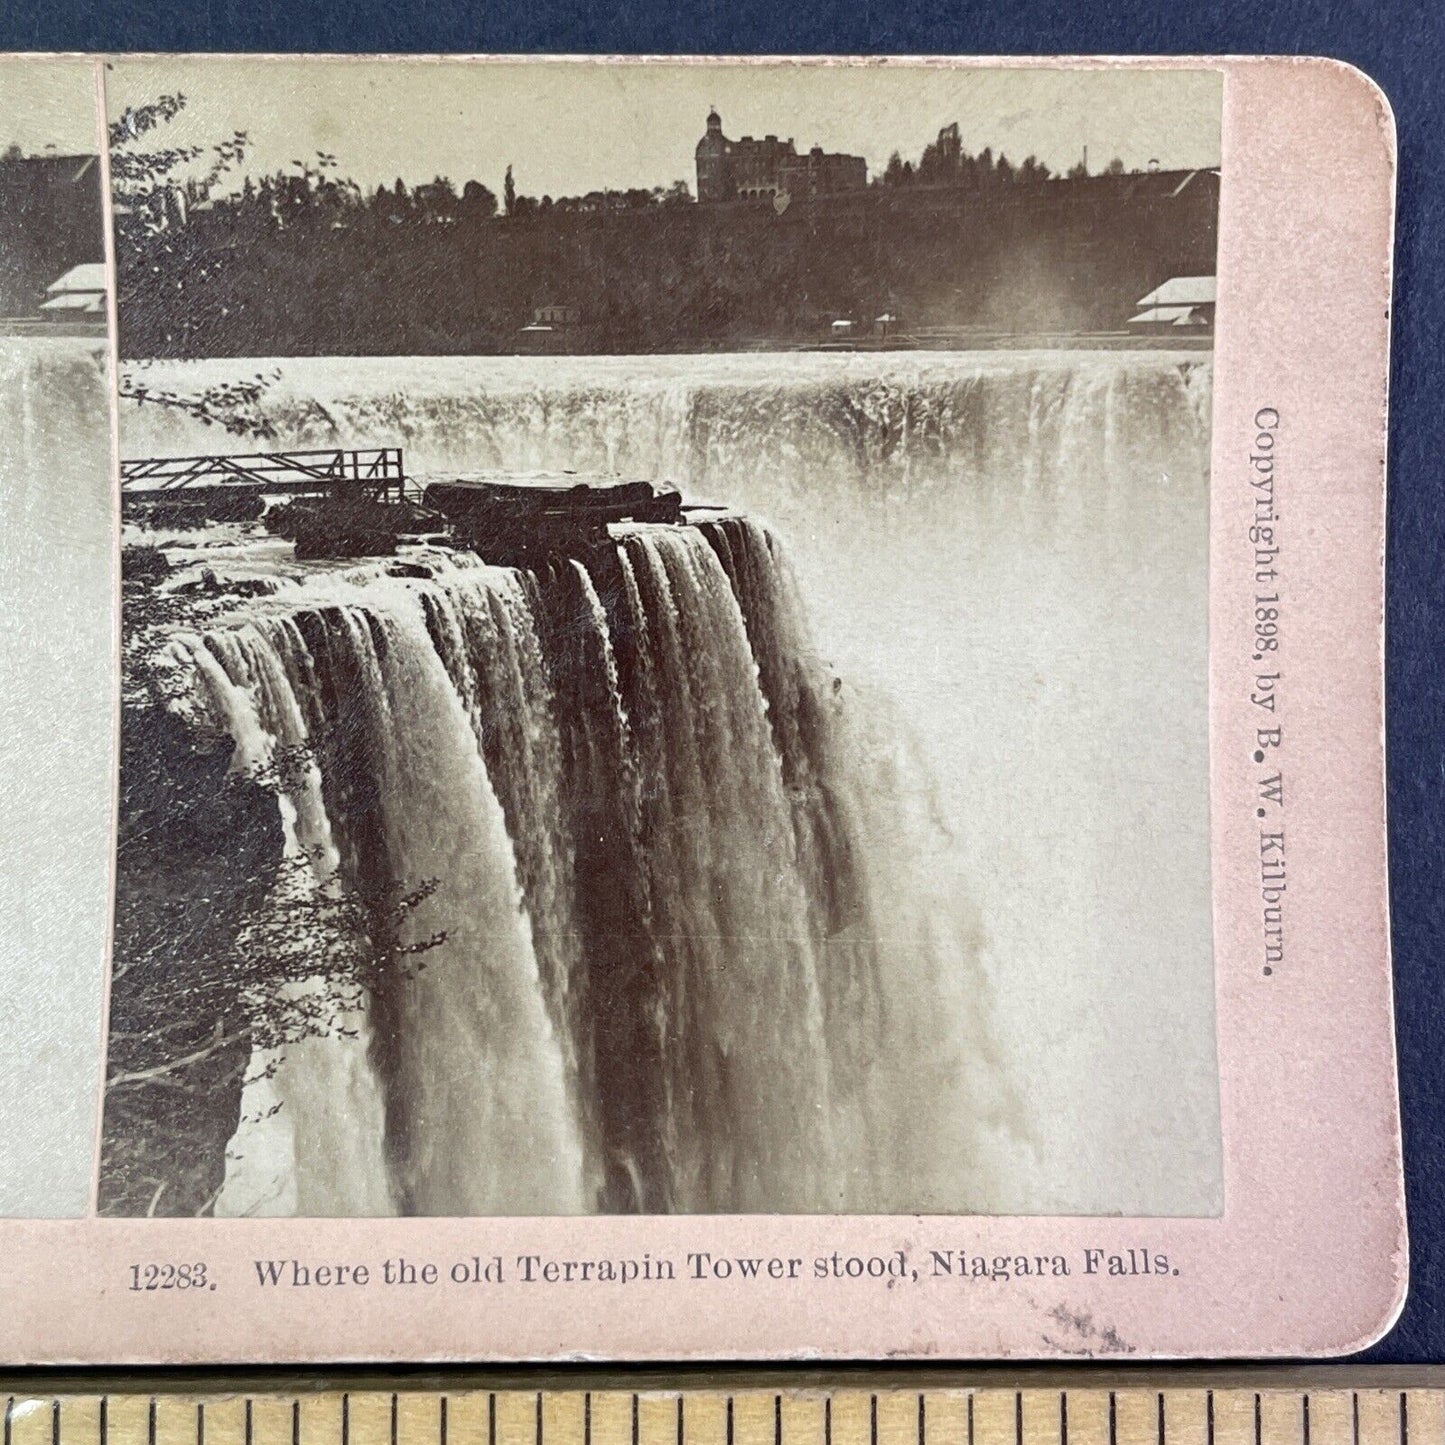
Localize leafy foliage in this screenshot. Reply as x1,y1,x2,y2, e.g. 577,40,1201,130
119,362,283,440
879,121,1129,188
103,565,450,1215
109,91,249,219
880,122,1058,189
223,854,446,1056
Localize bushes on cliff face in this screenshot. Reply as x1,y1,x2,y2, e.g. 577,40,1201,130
100,680,281,1217
100,555,447,1216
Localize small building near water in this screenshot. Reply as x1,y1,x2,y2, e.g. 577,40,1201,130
40,262,108,322
0,152,104,317
1127,275,1216,333
517,302,584,353
532,302,581,327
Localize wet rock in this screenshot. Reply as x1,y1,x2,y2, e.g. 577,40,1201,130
123,545,171,579
173,568,275,598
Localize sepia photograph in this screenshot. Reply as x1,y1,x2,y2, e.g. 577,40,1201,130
0,56,114,1221
97,58,1224,1220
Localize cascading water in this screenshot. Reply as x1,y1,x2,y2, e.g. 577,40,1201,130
177,626,396,1218
150,517,999,1216
0,338,115,1219
118,348,1221,1216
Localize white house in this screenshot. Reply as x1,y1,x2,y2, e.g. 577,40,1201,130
1127,275,1216,331
39,262,108,320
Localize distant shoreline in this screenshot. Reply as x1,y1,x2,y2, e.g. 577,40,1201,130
95,331,1213,361
744,332,1212,354
0,318,107,338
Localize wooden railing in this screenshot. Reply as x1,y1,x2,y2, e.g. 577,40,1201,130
120,447,408,501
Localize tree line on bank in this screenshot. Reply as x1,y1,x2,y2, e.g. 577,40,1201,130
108,95,1129,239
109,95,1192,356
109,95,696,237
880,121,1095,189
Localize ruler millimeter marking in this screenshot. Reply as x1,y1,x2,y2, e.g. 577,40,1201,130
0,1391,1423,1445
1,1391,1440,1445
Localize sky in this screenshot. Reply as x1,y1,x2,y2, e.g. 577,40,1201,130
0,57,102,154
98,58,1222,199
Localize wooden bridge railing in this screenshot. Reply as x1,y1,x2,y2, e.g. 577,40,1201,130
120,447,409,500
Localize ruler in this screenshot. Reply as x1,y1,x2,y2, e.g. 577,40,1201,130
3,1384,1444,1445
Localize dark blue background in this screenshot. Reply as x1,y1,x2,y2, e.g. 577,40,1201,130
3,0,1441,1365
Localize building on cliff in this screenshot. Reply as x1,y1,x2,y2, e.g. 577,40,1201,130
695,110,867,204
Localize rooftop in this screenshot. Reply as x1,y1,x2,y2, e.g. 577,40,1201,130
46,263,108,295
1135,275,1217,308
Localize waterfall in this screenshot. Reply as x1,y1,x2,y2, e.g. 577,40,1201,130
168,571,590,1216
177,627,396,1217
117,348,1220,1216
0,338,114,1218
148,516,1001,1217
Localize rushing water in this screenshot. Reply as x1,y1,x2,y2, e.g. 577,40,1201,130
121,350,1221,1217
0,337,114,1218
151,523,995,1216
